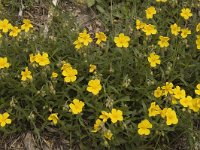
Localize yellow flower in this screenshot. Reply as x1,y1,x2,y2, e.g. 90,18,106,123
198,99,200,108
171,96,178,105
181,28,191,38
138,119,152,136
52,72,58,78
21,19,33,32
0,57,10,69
29,54,36,63
154,86,163,98
92,119,103,133
69,99,85,115
142,24,157,36
148,102,161,117
180,96,192,108
160,108,168,118
48,113,59,125
196,23,200,32
189,98,200,112
73,39,83,50
196,35,200,50
62,67,78,83
0,112,11,127
114,33,130,48
99,111,109,122
145,6,156,19
35,52,50,66
21,67,32,81
0,19,12,33
136,19,145,30
95,32,107,45
109,109,123,123
158,36,170,48
78,29,93,46
9,26,21,37
195,84,200,95
170,23,181,36
161,82,173,95
87,79,102,95
148,52,161,68
180,8,193,20
173,86,186,99
61,63,72,71
103,130,113,140
165,108,178,125
89,64,96,73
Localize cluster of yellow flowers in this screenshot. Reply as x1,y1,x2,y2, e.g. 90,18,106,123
29,52,50,66
170,22,194,39
141,6,198,49
145,6,193,22
48,71,104,125
149,102,178,124
137,101,178,136
73,30,107,50
136,6,199,69
20,52,51,82
73,5,198,51
73,29,131,49
48,98,87,125
0,19,33,37
154,82,200,112
137,81,200,136
92,109,123,140
1,2,199,144
137,15,194,41
47,64,104,123
136,20,157,36
25,54,102,101
46,61,105,136
48,91,122,141
170,23,192,39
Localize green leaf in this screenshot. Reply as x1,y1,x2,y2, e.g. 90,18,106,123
96,5,105,13
87,0,95,7
114,96,130,104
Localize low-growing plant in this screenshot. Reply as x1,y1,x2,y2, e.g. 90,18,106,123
0,0,200,149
